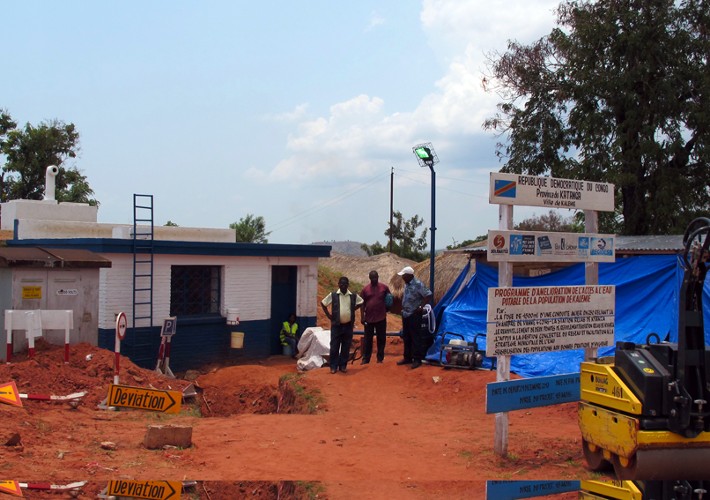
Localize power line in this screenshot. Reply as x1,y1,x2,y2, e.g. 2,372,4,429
395,170,487,200
269,171,389,234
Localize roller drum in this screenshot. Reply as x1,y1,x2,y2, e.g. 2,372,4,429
614,449,710,480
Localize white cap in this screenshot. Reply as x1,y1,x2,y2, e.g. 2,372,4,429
397,266,415,276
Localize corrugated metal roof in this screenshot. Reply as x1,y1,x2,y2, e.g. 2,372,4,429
615,235,683,253
0,247,111,268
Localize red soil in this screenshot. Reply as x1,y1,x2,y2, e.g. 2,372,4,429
0,337,602,499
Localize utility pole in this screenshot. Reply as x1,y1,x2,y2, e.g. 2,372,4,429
389,167,394,254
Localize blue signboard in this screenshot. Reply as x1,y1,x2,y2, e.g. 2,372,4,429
160,317,177,337
486,373,580,414
486,481,580,500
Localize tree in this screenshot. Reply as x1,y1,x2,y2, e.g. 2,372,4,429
164,220,179,226
0,110,97,204
484,0,710,235
230,214,271,243
515,210,582,232
446,235,487,250
361,211,429,261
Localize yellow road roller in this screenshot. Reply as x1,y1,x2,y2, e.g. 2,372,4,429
579,218,710,480
579,480,707,499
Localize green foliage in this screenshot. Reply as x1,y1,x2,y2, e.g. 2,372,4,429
515,210,582,232
446,235,487,250
318,265,342,291
296,481,326,500
484,0,710,235
164,220,179,227
318,265,363,293
279,373,324,414
361,210,429,261
0,109,97,205
229,213,271,243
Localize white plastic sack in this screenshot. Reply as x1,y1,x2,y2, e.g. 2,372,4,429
296,327,331,371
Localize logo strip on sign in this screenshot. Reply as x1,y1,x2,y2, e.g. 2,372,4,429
486,373,580,414
107,384,182,414
487,230,615,263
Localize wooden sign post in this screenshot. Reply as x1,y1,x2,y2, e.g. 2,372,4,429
488,172,615,457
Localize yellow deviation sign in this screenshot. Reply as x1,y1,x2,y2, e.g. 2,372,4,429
0,480,23,497
106,384,182,414
107,480,181,500
0,382,22,407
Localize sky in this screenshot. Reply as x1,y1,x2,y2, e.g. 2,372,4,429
3,0,562,247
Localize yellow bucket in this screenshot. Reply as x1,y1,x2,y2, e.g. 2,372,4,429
230,331,244,349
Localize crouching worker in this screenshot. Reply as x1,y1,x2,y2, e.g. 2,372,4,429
280,313,299,358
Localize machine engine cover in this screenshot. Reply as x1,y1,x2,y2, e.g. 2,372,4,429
614,343,671,419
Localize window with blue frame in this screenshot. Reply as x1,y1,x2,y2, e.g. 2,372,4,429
170,265,221,316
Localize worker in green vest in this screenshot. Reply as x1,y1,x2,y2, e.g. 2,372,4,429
280,313,299,358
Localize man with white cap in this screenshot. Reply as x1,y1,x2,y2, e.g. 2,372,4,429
396,266,432,369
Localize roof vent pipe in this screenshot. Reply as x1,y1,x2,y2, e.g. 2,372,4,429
44,165,59,201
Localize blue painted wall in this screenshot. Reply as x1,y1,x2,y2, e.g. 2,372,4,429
99,315,318,372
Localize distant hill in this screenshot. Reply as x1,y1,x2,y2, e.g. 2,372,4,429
312,240,367,257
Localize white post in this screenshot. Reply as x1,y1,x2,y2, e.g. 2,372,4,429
494,204,513,456
584,209,599,361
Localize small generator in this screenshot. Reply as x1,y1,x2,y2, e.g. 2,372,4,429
438,332,486,370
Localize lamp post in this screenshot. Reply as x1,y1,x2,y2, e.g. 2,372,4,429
412,142,439,300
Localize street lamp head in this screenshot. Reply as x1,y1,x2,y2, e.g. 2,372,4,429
412,142,439,168
415,146,432,161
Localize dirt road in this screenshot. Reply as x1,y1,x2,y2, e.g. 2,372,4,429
0,340,598,499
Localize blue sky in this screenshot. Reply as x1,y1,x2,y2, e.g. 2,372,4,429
3,0,561,246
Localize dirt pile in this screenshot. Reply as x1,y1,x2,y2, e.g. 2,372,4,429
319,251,415,289
0,339,192,409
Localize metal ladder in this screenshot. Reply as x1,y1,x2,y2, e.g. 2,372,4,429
131,194,154,356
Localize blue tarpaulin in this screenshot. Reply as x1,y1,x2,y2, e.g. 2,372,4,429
427,254,709,377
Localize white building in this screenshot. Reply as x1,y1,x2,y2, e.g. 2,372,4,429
1,181,329,370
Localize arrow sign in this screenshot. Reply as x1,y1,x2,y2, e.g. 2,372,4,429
0,480,22,497
107,384,182,414
0,382,22,407
107,480,181,500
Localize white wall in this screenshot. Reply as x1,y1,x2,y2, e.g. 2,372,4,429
98,253,319,329
13,219,236,243
1,199,97,230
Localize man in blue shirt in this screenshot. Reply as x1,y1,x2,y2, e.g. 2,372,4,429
396,266,432,369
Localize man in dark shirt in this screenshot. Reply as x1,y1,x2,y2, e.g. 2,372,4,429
359,270,392,364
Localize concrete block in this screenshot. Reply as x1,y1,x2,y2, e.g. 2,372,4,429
143,424,192,450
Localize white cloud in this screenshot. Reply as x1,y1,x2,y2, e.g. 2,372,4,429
262,103,309,123
366,10,385,31
421,0,559,61
255,1,558,187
